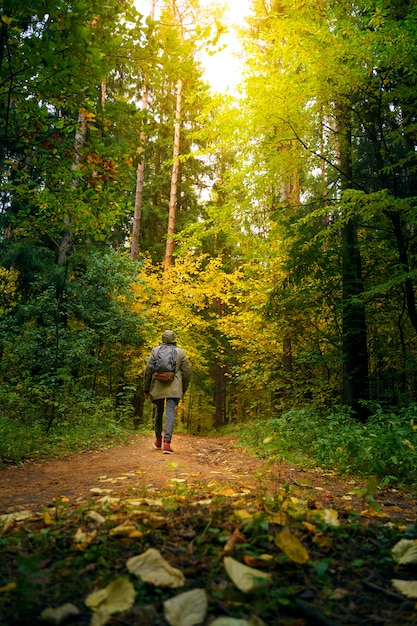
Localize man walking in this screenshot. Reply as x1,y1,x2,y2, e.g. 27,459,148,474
143,330,191,454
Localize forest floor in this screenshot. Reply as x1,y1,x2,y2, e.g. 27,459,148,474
1,434,417,625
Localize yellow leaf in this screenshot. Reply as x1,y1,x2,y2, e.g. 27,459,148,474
86,511,106,525
0,510,33,527
85,578,136,616
163,588,208,626
91,605,110,626
392,539,417,565
302,521,317,533
85,588,108,610
40,603,80,624
263,436,273,444
0,582,16,593
146,514,166,529
392,579,417,599
312,533,333,549
219,486,237,496
224,557,272,593
43,509,53,525
126,548,185,588
73,528,97,550
360,508,388,519
234,510,253,521
275,530,309,565
311,508,340,526
267,511,287,525
109,521,141,537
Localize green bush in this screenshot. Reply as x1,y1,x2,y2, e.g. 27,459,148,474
235,404,417,486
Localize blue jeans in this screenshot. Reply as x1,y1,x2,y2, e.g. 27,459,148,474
153,398,179,442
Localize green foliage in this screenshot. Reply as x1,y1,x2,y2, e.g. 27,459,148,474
0,401,147,466
234,404,417,486
0,249,146,428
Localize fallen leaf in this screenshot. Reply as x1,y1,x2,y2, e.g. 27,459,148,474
392,539,417,565
40,603,80,624
91,605,110,626
86,511,106,525
0,582,16,593
219,486,237,496
275,530,309,565
234,510,253,521
312,533,333,549
224,529,247,556
360,509,388,519
392,579,417,599
302,521,317,533
311,508,340,527
145,514,166,529
127,548,185,588
0,510,34,532
109,521,142,538
85,578,135,626
73,528,97,550
163,588,208,626
330,588,349,600
243,554,273,568
266,511,287,525
224,557,272,593
42,509,53,526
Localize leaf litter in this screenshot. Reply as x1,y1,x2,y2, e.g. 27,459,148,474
0,434,417,625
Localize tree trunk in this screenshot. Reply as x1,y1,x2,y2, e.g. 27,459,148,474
164,78,182,273
336,103,369,420
131,83,149,260
386,209,417,334
58,109,87,265
131,0,155,260
214,298,225,429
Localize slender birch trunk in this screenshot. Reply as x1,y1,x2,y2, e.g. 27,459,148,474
131,0,155,260
164,77,182,273
131,83,149,260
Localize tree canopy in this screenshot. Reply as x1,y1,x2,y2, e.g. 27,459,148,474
2,0,417,431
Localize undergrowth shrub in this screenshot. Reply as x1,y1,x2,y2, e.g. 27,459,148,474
236,404,417,486
0,396,148,466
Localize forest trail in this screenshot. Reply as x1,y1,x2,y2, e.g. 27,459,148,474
0,433,415,523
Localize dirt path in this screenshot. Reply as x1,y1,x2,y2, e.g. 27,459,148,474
0,434,416,523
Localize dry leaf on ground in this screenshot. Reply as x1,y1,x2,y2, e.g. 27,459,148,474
126,548,185,588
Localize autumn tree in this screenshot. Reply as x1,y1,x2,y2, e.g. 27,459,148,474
232,0,417,415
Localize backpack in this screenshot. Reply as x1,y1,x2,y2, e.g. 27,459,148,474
152,344,177,382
